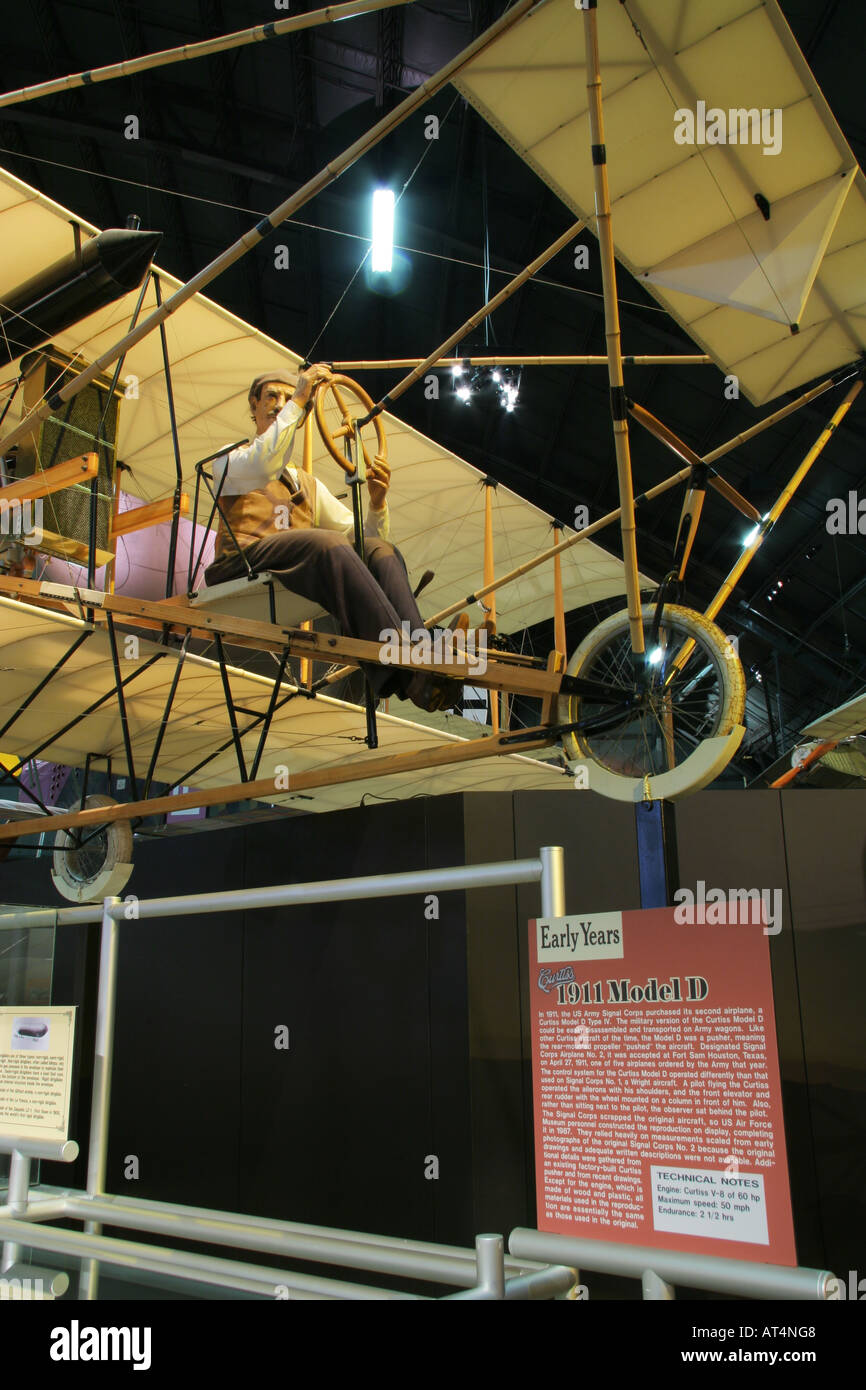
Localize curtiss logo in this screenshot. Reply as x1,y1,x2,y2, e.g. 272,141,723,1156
538,965,575,994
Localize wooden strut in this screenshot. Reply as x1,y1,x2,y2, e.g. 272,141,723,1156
663,378,865,683
425,462,693,627
582,5,643,656
0,724,557,842
483,482,499,734
0,0,416,108
552,527,567,656
703,379,864,628
0,453,97,504
331,355,714,370
627,400,761,522
702,371,854,466
0,577,565,699
368,220,587,413
299,413,315,690
110,494,190,539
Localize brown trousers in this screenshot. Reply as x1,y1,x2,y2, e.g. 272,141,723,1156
204,529,426,696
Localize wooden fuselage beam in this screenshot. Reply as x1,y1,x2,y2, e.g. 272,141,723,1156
0,453,98,504
0,724,556,841
0,577,561,698
0,575,567,842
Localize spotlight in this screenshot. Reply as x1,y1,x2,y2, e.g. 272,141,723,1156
451,363,521,410
648,647,663,665
371,189,394,272
494,372,517,412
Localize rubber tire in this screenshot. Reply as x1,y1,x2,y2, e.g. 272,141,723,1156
51,795,134,904
558,604,745,791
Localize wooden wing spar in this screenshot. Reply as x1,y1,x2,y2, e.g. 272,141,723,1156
0,592,570,828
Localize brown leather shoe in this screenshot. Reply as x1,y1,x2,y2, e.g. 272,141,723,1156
405,670,462,713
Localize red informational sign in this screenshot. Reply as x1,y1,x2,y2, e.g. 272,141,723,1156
529,906,797,1265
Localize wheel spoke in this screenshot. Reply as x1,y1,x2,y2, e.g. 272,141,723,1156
565,607,741,785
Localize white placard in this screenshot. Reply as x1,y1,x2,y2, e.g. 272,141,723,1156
535,913,624,963
650,1164,769,1245
0,1006,76,1143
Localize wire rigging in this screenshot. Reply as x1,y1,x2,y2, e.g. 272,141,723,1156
0,144,668,315
304,92,462,360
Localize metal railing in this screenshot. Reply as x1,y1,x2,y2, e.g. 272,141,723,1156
508,1228,836,1301
0,848,572,1300
0,847,838,1301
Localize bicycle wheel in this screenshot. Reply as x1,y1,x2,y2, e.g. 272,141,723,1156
558,604,745,796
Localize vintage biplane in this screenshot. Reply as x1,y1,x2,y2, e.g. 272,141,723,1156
0,0,863,902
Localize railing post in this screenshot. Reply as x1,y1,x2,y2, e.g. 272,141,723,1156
0,1150,31,1273
475,1234,506,1299
78,894,121,1300
540,846,565,918
642,1268,676,1300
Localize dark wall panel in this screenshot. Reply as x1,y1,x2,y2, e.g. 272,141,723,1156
777,792,866,1279
3,836,247,1209
425,795,474,1246
239,796,471,1244
462,793,525,1236
104,831,247,1213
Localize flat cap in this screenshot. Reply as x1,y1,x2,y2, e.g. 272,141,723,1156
247,367,300,402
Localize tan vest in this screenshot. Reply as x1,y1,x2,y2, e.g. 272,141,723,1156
214,469,318,561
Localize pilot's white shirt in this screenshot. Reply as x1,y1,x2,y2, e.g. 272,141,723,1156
212,398,390,540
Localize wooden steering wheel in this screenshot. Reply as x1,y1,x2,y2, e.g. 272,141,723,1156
313,373,388,476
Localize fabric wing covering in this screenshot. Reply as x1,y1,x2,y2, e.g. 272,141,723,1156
0,161,651,637
801,691,866,742
0,596,570,810
454,0,866,406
